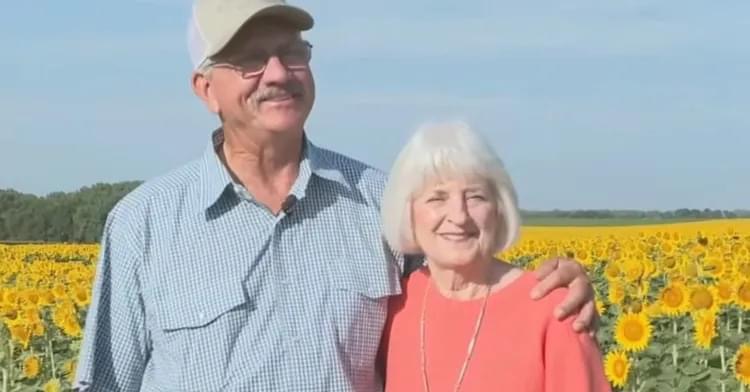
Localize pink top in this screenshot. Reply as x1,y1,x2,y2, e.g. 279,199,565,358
379,269,611,392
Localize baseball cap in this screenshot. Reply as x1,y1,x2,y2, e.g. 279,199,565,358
188,0,314,70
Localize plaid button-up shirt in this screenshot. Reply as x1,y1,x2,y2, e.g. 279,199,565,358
74,130,404,391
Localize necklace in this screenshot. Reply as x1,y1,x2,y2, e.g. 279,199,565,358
420,280,491,392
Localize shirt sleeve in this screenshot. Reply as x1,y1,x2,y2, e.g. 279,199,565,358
74,207,150,391
544,315,612,392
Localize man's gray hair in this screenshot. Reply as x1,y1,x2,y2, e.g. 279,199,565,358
380,120,521,255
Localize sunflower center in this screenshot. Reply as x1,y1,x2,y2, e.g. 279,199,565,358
662,287,684,308
718,283,733,300
739,283,750,302
624,320,644,341
690,289,713,310
614,360,626,376
738,355,750,376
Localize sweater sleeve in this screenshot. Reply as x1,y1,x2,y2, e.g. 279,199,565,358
544,312,612,392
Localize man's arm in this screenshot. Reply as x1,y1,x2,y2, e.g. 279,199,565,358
530,257,599,334
74,210,150,391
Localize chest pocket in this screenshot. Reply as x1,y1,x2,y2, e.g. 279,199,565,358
150,279,255,391
327,249,402,386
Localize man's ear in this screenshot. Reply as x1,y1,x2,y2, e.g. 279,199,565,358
191,71,220,113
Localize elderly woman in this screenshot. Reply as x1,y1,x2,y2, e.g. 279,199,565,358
378,122,610,391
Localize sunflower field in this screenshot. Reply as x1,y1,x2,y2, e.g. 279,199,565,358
0,244,96,392
0,220,749,391
503,220,750,391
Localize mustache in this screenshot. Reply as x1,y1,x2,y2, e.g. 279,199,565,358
252,82,304,103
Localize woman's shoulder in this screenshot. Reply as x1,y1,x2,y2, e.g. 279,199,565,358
490,269,571,317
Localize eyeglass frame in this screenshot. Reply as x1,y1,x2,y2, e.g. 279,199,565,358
204,40,313,78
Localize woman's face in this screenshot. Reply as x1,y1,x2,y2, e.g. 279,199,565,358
411,177,499,269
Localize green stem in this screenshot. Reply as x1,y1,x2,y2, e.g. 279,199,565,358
720,345,726,373
1,368,6,392
6,341,11,388
47,339,56,379
740,311,744,335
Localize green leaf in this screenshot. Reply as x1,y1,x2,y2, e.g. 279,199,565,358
680,361,704,376
676,376,694,392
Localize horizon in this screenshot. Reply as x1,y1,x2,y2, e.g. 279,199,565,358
1,1,748,210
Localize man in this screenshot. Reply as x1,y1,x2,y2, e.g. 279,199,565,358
74,1,599,391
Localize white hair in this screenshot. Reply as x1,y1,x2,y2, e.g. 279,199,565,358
381,121,521,255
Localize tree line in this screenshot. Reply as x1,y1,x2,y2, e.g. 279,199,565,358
0,181,142,243
1,182,748,243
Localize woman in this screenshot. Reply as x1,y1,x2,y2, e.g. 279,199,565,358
378,121,610,391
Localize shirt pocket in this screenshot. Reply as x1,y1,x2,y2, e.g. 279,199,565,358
328,253,402,385
152,280,254,391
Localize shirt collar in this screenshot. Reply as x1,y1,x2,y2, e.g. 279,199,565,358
195,128,351,215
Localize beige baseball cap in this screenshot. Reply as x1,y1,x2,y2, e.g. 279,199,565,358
188,0,314,70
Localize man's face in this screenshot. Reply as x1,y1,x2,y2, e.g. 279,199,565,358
199,19,315,134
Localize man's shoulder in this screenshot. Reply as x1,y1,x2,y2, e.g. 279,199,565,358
312,145,387,190
106,159,203,226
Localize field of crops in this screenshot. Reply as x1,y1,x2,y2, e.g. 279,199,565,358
0,219,749,391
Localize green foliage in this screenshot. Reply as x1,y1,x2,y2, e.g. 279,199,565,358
0,182,141,243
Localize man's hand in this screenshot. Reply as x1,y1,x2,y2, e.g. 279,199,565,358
529,257,599,336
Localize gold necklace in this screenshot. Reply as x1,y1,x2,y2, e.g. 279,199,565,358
420,281,491,392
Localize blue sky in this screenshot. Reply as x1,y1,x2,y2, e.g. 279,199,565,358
1,1,748,210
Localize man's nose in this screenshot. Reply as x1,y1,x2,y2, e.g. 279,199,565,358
260,55,291,84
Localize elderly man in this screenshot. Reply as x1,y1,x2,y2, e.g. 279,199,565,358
74,1,599,391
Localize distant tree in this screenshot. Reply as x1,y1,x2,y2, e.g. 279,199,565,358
0,181,141,243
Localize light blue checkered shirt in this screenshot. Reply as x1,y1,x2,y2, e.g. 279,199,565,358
74,129,405,391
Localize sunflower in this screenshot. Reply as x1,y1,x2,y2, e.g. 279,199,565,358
692,311,717,350
608,281,626,305
643,302,662,319
737,280,750,310
662,255,678,270
689,285,717,313
702,256,725,278
43,378,62,392
734,344,750,387
595,299,607,316
659,281,689,316
63,359,78,383
604,262,620,281
739,263,750,277
23,355,41,379
716,280,735,306
684,259,699,278
615,312,652,352
622,259,645,282
604,350,630,388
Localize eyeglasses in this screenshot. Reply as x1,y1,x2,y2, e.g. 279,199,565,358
209,40,313,78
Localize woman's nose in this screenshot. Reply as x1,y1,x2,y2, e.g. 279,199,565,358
445,198,469,225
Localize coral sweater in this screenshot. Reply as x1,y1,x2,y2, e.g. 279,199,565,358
379,269,611,392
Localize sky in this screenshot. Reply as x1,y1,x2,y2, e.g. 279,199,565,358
1,1,748,210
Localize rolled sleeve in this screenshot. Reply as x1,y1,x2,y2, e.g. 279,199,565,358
74,208,150,392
